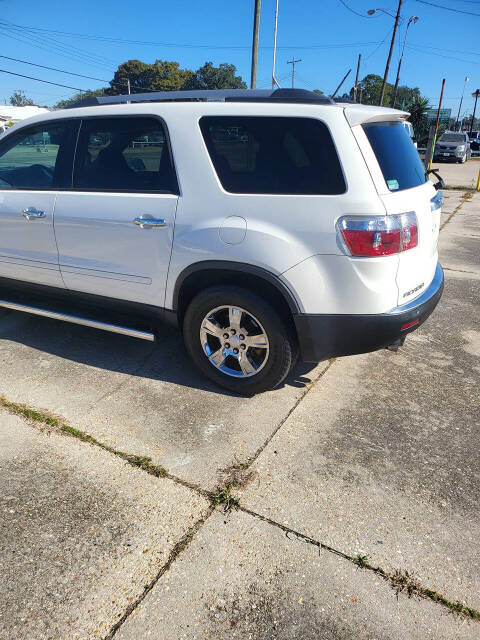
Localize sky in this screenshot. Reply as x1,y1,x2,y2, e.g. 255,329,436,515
0,0,478,117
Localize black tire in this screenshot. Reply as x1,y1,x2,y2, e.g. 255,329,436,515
183,286,297,395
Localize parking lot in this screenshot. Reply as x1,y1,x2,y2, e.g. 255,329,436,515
1,183,479,639
430,155,480,189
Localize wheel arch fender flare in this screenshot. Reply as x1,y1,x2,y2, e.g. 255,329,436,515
171,260,302,318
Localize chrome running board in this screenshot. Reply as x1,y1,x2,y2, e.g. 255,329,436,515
0,299,156,342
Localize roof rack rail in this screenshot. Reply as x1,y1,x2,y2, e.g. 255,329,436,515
66,88,334,109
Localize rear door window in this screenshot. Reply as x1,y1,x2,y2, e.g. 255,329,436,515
200,116,346,195
363,121,426,192
73,117,178,193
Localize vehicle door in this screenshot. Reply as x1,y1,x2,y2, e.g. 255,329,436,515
53,115,179,306
0,119,77,287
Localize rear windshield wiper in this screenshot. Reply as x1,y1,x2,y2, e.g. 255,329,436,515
426,168,444,191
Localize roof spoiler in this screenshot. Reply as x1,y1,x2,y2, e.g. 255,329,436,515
343,105,409,127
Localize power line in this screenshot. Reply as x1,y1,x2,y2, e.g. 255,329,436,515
407,44,480,65
0,55,110,83
409,43,480,56
0,68,85,91
0,54,198,95
0,23,115,71
0,18,380,51
0,21,117,66
415,0,480,15
365,26,394,59
337,0,370,18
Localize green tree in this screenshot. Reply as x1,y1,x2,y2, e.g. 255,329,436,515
184,62,247,90
395,85,421,109
404,95,429,139
349,74,391,106
54,88,107,109
151,60,194,91
108,59,193,95
10,90,34,106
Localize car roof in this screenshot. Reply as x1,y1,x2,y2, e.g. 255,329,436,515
1,90,410,135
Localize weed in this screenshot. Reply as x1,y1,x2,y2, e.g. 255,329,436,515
353,554,370,569
209,483,240,512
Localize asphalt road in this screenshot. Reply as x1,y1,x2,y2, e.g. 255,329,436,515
0,189,479,640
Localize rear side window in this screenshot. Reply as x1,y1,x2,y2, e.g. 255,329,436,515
363,121,426,192
74,117,178,193
200,116,345,195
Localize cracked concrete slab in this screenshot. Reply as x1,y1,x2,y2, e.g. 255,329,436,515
0,410,208,640
115,509,477,640
0,308,326,490
239,195,480,610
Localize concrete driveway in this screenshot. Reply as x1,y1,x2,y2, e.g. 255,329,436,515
1,190,479,639
431,155,480,189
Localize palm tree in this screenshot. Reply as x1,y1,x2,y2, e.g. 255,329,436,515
406,96,429,141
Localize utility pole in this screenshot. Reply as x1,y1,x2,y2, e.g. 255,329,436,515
127,78,131,95
331,68,352,99
391,15,418,108
353,53,361,102
250,0,261,89
455,77,469,130
427,78,445,171
271,0,280,88
287,57,302,88
380,0,402,106
470,89,480,134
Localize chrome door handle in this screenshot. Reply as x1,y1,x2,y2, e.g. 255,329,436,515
134,216,166,228
22,207,46,220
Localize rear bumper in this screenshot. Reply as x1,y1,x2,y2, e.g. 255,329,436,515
294,263,444,362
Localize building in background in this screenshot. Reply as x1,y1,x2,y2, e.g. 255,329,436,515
0,105,49,133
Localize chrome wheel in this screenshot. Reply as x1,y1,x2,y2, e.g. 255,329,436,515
200,305,270,378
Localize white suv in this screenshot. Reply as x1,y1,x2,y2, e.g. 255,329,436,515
0,88,443,394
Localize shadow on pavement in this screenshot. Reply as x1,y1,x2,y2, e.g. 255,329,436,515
0,310,318,396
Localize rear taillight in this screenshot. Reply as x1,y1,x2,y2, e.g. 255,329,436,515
337,212,418,257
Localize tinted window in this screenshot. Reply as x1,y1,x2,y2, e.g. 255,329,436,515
200,116,345,195
0,121,77,190
74,117,178,193
363,121,426,192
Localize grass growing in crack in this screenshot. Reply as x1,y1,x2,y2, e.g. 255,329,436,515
209,483,240,512
1,396,169,479
59,425,168,478
0,395,59,427
351,555,480,621
442,185,476,192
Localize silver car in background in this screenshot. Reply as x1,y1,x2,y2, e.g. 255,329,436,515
434,131,471,163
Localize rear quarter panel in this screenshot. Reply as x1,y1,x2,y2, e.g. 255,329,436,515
163,102,384,311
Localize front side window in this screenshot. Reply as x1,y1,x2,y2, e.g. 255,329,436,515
74,117,178,193
200,116,346,195
363,121,427,192
0,120,77,190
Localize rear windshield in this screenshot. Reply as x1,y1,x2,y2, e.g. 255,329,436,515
363,121,426,192
200,116,346,195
